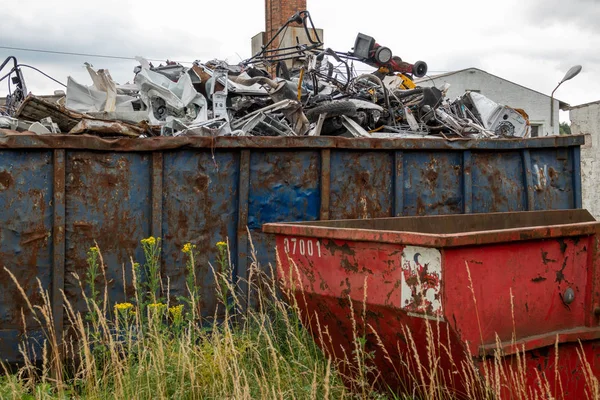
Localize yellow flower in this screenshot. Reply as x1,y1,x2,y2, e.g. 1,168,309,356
89,246,99,254
169,304,184,320
182,243,195,254
141,236,158,246
216,241,227,250
114,302,134,312
148,302,166,310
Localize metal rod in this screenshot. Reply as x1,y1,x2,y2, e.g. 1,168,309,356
550,82,562,128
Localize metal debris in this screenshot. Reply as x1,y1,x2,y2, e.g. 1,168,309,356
0,11,532,139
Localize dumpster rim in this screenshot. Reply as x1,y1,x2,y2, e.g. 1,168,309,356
478,326,600,357
0,130,585,151
263,220,599,248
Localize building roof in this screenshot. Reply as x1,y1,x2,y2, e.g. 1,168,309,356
568,99,600,110
415,67,570,110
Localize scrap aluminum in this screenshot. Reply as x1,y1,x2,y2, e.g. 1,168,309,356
0,15,532,139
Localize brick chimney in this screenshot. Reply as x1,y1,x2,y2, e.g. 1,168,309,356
251,0,322,73
264,0,307,50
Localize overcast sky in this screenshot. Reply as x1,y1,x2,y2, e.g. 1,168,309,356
1,0,597,122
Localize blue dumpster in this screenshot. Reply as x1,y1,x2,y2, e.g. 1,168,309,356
0,131,584,362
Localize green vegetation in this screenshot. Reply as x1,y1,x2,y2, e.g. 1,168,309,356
559,121,572,135
0,238,356,400
0,238,597,399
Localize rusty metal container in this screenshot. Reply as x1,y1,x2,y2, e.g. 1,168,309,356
264,209,600,398
0,132,584,363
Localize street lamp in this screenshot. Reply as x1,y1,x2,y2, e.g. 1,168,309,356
550,65,582,128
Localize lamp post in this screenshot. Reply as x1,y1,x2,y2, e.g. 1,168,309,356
550,65,582,129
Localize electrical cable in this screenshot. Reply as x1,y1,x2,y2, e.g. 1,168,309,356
0,45,193,64
16,64,66,87
0,64,66,87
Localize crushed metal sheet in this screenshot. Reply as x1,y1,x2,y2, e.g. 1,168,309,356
16,94,91,132
68,119,147,138
66,77,138,113
175,118,233,137
134,68,208,125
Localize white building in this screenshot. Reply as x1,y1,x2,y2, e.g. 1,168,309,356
414,68,569,137
570,101,600,219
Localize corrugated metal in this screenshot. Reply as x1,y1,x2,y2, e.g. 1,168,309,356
0,131,585,363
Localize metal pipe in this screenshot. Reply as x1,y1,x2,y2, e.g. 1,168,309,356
550,84,561,128
228,75,279,90
550,65,582,130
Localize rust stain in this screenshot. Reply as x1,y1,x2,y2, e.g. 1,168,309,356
340,258,359,273
555,257,568,283
195,174,210,192
0,171,13,190
557,239,568,253
541,250,556,265
416,197,425,215
323,240,355,256
20,230,49,245
423,158,439,192
531,276,547,283
385,279,402,305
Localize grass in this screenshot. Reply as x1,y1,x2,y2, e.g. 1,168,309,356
0,238,359,400
0,237,598,399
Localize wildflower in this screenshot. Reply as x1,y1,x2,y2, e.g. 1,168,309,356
141,236,158,246
216,241,227,251
148,302,166,311
182,243,196,254
169,304,184,320
89,246,99,254
114,302,134,311
114,303,134,319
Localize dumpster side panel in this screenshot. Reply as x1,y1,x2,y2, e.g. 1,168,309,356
484,340,600,399
65,152,152,318
0,151,53,362
329,151,393,220
471,151,527,213
161,151,239,317
443,236,591,356
530,148,576,210
275,235,405,307
274,234,470,397
402,151,464,216
247,151,321,229
246,151,321,286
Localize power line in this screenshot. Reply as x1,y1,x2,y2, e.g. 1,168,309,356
1,46,453,73
0,45,194,64
18,64,67,87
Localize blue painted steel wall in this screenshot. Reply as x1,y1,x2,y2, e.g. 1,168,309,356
0,151,53,362
0,134,584,363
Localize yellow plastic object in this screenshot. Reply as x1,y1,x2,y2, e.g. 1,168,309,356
397,73,416,89
297,68,305,101
368,125,385,133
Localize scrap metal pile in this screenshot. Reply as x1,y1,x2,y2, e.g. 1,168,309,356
0,11,530,139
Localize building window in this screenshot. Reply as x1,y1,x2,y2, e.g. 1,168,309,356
530,124,541,137
467,89,481,93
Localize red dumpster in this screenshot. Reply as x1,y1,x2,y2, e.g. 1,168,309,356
263,210,600,399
